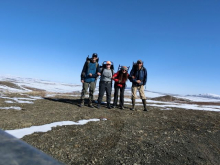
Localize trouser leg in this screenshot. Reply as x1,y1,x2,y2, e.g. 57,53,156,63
131,85,137,110
88,81,96,106
106,83,112,108
119,86,125,108
80,82,89,105
97,82,105,104
139,85,146,100
113,86,119,106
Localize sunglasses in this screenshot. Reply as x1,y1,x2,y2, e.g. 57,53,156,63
106,64,111,65
122,69,127,72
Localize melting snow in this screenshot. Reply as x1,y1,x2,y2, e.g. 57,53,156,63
0,106,21,110
5,118,106,138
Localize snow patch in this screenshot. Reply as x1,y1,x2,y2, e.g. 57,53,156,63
5,118,106,138
0,106,21,110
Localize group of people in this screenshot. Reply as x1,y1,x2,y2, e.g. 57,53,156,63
80,53,148,111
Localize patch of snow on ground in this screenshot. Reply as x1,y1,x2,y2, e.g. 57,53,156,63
124,102,220,112
0,85,27,93
5,100,14,103
175,95,220,102
5,118,105,138
0,106,21,110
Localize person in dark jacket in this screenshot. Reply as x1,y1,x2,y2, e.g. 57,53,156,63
129,60,148,111
97,61,114,109
112,66,129,109
80,53,101,107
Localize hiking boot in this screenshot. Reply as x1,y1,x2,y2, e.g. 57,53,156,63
112,105,116,108
88,100,94,108
97,104,100,109
88,103,94,108
107,103,112,109
130,98,135,111
142,99,148,111
79,100,84,107
120,106,124,110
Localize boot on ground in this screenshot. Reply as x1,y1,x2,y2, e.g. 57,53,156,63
142,99,148,111
130,98,135,111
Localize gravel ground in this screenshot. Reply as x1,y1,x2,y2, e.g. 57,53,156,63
1,94,220,165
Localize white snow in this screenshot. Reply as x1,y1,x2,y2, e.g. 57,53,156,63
0,75,81,93
1,75,220,112
1,96,38,104
0,106,21,110
5,118,105,138
5,100,14,103
124,102,220,112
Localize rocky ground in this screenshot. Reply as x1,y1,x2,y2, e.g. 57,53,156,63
0,92,220,165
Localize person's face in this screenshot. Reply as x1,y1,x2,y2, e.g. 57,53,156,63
92,57,97,62
138,62,142,67
122,69,127,73
106,64,111,68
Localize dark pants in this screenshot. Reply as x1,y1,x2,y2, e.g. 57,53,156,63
113,86,125,107
98,81,112,104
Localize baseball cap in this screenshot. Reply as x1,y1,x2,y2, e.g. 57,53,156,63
106,61,111,65
92,53,98,58
137,60,142,64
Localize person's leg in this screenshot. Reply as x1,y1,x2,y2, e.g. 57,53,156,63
131,85,137,110
119,86,125,109
97,82,105,108
80,82,89,107
106,83,112,109
113,86,119,108
88,81,96,107
139,85,147,111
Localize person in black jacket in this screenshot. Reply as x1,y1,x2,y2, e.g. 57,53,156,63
129,60,148,111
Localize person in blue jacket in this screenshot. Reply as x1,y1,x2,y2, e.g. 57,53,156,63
80,53,101,107
129,60,148,111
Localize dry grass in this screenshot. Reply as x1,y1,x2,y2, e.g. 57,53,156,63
27,91,47,97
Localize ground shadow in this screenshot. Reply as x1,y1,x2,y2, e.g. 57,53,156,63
43,97,130,109
43,97,101,107
43,97,81,106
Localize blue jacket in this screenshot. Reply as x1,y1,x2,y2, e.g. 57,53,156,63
129,66,147,86
81,61,100,83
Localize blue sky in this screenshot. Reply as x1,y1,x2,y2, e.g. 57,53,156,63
0,0,219,95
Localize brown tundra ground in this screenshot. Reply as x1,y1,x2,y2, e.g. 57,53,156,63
0,91,220,165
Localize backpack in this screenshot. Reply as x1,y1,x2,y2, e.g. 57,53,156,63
117,64,130,72
129,61,146,81
86,55,99,71
100,61,114,87
100,61,114,76
81,55,99,80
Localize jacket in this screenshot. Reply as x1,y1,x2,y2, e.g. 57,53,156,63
81,60,100,83
113,71,129,88
129,66,147,86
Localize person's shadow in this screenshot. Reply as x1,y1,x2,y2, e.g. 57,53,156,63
43,97,97,107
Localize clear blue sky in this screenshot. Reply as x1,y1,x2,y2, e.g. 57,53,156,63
0,0,219,95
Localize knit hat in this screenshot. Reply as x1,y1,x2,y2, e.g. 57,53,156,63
106,61,111,65
121,66,128,71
